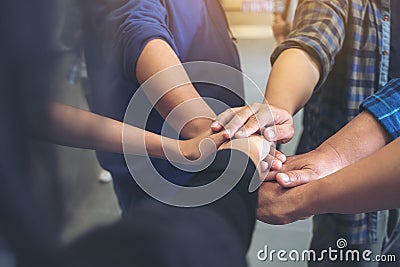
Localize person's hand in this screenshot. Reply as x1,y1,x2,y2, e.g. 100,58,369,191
272,13,292,44
218,134,286,179
256,182,312,224
178,130,227,162
211,103,294,144
269,143,344,188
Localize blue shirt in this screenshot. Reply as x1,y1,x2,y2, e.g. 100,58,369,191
81,0,244,195
361,78,400,140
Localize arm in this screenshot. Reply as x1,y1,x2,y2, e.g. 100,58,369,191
211,48,318,142
29,102,225,162
273,78,400,187
310,137,400,214
94,0,215,139
212,0,348,141
257,79,400,224
266,0,348,115
270,110,391,187
136,39,215,139
265,48,319,115
257,137,400,224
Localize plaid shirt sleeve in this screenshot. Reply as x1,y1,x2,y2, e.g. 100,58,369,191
270,0,349,90
360,78,400,141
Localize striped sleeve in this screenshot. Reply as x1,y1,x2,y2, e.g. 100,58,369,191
360,79,400,140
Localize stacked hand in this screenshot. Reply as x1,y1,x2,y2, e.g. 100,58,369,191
210,102,344,224
211,103,294,144
179,129,286,178
257,144,344,224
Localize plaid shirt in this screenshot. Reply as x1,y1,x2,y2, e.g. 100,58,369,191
271,0,392,245
361,78,400,140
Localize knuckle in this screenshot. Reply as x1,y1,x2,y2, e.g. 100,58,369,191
248,115,259,124
291,172,302,182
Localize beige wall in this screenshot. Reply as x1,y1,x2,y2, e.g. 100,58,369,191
221,0,242,10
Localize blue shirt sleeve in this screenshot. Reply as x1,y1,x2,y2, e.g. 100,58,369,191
83,0,178,81
360,78,400,141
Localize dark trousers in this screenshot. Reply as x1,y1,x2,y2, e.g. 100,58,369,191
63,150,258,267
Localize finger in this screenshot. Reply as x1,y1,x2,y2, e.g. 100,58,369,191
264,125,294,144
211,107,241,132
197,131,227,162
206,131,228,148
269,147,287,163
260,161,269,173
223,106,257,138
276,170,313,188
234,115,265,138
259,156,283,172
235,105,277,138
271,159,282,170
259,152,281,181
264,170,279,181
210,121,223,131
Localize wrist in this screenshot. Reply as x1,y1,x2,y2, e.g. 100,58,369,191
298,181,324,217
179,139,199,161
161,138,184,162
314,141,345,174
181,118,213,139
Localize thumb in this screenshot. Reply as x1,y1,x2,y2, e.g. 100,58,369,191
194,132,227,162
264,125,294,144
206,131,227,149
276,170,314,188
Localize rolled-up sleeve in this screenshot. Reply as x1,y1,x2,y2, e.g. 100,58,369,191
83,0,178,81
270,0,349,90
360,79,400,141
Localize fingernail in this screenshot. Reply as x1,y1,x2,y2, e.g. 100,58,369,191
266,128,275,140
278,154,286,162
280,173,290,183
236,130,244,137
224,129,231,138
211,121,219,128
261,162,269,172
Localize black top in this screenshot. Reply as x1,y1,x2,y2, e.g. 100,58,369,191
390,1,400,79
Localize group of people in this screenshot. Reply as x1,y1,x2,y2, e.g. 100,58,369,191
1,0,399,266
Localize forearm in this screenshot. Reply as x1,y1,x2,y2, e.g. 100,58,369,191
265,48,320,115
31,102,178,159
307,137,400,215
136,39,215,138
318,110,391,169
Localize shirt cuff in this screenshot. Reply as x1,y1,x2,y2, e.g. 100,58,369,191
360,78,400,141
